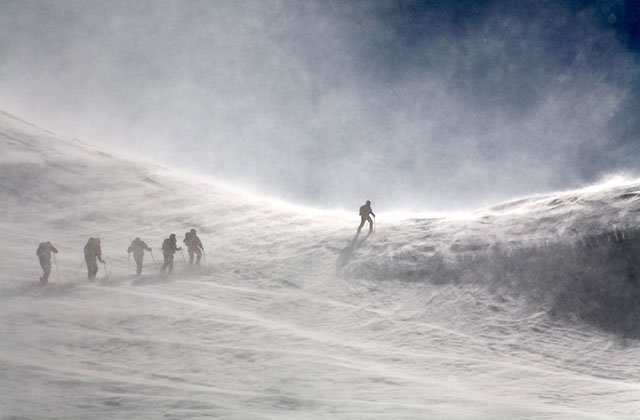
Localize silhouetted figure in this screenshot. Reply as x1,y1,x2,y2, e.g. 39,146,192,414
161,234,181,273
84,237,104,280
127,237,152,276
184,229,204,266
36,241,58,284
357,200,376,234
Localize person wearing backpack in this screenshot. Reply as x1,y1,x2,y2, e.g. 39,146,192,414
84,237,105,280
183,229,204,266
357,200,376,234
36,241,58,284
161,234,181,273
127,237,152,276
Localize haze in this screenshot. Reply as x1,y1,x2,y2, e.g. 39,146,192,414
1,0,639,211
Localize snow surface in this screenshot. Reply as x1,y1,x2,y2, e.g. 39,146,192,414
1,110,639,419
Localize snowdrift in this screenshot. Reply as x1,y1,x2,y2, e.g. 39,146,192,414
342,186,640,336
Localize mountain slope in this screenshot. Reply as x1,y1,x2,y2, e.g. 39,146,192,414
1,110,639,420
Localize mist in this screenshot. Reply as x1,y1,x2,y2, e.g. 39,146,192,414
1,0,639,211
3,4,640,416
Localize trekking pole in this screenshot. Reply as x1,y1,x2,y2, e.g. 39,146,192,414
150,250,159,273
53,254,61,282
202,248,206,265
103,261,109,281
180,249,187,264
75,259,85,275
128,252,131,267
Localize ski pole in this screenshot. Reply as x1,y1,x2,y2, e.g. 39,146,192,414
150,250,159,273
128,252,131,267
75,259,85,275
103,261,109,281
53,253,61,282
202,248,206,265
180,249,187,264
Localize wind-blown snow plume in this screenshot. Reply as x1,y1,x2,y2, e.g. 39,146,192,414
343,184,640,335
1,111,640,419
1,1,640,210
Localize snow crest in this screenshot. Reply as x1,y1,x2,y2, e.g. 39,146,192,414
340,188,640,335
2,110,640,419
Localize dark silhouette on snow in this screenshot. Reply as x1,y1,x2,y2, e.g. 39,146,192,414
183,228,204,266
84,237,104,280
161,234,181,274
127,237,152,276
36,241,58,284
357,200,376,234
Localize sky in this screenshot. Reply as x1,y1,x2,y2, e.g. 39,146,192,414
1,0,639,211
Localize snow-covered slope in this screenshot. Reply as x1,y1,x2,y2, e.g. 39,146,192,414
1,110,639,419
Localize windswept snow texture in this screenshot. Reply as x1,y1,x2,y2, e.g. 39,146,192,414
1,110,640,419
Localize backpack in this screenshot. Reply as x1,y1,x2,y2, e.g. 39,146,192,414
36,243,47,257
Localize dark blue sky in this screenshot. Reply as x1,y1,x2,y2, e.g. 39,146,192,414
380,0,639,49
369,0,640,185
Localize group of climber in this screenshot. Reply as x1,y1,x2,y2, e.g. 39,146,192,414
36,229,205,284
158,229,204,274
36,200,375,284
